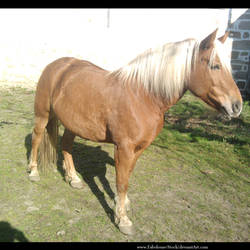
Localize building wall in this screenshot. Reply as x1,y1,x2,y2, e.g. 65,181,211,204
228,9,250,99
0,8,248,98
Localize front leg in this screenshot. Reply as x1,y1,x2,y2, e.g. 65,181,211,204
114,142,144,235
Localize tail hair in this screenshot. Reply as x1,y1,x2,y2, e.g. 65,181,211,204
38,116,59,173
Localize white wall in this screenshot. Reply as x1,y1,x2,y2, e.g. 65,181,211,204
0,8,247,86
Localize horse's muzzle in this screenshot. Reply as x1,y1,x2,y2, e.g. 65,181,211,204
221,100,242,118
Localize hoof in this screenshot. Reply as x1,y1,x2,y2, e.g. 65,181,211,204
70,180,84,189
28,175,40,182
118,224,135,235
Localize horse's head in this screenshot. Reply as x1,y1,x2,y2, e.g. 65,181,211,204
189,29,243,118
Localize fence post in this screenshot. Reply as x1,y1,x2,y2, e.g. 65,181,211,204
107,9,110,28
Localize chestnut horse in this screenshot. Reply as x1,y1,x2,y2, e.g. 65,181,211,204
28,29,242,235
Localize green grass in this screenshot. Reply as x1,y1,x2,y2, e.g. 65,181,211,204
0,87,249,242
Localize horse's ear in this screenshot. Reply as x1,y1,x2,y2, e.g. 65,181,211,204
200,28,218,51
218,31,229,43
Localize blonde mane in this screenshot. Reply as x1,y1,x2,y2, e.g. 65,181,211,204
110,37,231,102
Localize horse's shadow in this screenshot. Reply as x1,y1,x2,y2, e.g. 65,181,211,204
25,133,116,224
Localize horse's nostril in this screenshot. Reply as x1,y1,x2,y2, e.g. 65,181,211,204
233,103,238,111
232,101,242,114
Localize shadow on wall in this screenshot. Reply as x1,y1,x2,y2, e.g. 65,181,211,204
0,221,29,242
228,9,250,100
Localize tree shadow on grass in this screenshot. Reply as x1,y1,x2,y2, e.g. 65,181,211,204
153,113,250,187
25,133,116,225
164,96,250,145
163,111,249,146
0,221,29,242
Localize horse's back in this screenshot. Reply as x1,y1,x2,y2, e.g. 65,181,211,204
35,57,106,116
37,57,106,92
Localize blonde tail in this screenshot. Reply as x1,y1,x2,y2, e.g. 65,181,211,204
38,116,59,173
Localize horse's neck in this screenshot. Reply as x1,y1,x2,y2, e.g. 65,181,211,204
132,83,187,116
156,87,187,114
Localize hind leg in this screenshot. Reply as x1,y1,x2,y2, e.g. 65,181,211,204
62,129,84,189
28,116,48,181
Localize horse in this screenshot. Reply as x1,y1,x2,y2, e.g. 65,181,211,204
27,29,242,235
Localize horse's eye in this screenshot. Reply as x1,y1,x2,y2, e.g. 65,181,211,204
210,64,220,70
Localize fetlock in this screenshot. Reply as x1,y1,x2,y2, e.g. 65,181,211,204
69,175,84,189
28,167,40,182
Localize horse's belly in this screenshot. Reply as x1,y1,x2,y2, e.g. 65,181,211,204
53,94,109,143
